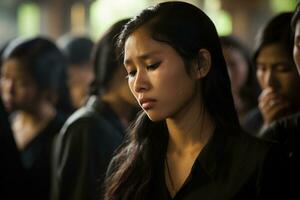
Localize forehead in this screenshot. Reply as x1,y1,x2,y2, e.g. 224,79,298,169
124,26,167,60
257,43,290,62
295,20,300,35
2,58,30,78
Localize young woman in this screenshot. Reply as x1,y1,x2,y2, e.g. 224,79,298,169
104,2,290,200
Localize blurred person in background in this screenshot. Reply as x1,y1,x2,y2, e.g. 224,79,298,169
259,4,300,198
57,35,94,110
0,37,71,200
220,35,260,126
51,19,139,200
243,12,300,135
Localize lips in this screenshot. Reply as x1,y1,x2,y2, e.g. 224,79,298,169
139,98,156,110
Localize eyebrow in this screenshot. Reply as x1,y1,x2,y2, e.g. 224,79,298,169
124,51,161,65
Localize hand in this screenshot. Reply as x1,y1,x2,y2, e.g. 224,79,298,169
258,87,290,126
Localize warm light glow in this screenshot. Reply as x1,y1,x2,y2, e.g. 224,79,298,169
71,2,86,34
17,3,40,37
90,0,147,40
271,0,298,13
204,0,232,36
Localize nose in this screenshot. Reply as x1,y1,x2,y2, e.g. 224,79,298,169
265,69,279,89
133,69,150,94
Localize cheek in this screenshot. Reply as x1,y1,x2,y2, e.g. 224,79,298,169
16,86,38,102
281,74,300,94
293,47,300,73
128,80,138,100
256,71,265,87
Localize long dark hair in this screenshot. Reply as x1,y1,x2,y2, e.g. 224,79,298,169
89,19,130,96
3,37,73,114
104,2,239,200
254,12,294,62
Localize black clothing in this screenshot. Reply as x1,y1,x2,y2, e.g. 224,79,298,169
51,96,124,200
107,126,292,200
242,107,263,135
22,112,66,200
260,112,300,199
0,100,24,199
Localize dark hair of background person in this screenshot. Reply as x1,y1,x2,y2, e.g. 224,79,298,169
254,12,294,63
220,35,260,113
89,18,130,96
291,3,300,35
2,37,73,115
57,35,94,66
104,2,239,200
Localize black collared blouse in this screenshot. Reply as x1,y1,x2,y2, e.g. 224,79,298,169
150,127,292,200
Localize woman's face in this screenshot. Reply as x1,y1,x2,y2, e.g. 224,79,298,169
256,43,300,108
0,59,40,112
293,20,300,74
222,47,248,93
124,27,199,121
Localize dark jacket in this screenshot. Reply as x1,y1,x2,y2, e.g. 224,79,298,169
51,96,124,200
260,112,300,199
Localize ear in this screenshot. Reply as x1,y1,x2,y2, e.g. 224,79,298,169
195,49,212,79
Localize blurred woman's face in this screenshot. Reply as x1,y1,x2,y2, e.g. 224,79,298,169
293,20,300,74
256,43,300,120
0,59,40,112
222,47,248,93
123,26,200,121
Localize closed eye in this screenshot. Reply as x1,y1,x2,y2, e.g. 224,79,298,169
126,70,137,79
147,62,161,71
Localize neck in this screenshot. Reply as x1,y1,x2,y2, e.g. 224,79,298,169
166,97,215,155
15,101,56,124
12,101,56,150
101,94,135,127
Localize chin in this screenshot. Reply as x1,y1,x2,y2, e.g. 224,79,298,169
145,111,166,122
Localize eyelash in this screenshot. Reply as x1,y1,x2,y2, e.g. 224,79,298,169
126,62,161,79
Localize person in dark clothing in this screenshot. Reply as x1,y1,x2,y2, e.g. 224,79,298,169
244,12,300,136
51,19,138,200
260,3,300,198
104,2,292,200
220,36,259,125
0,97,25,200
0,37,70,200
57,35,95,109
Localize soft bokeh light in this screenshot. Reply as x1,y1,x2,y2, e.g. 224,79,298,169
18,3,40,37
204,0,232,36
90,0,148,40
271,0,298,13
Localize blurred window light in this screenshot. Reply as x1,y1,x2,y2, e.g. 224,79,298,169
17,3,40,37
71,2,86,34
271,0,298,13
204,0,232,36
90,0,148,40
